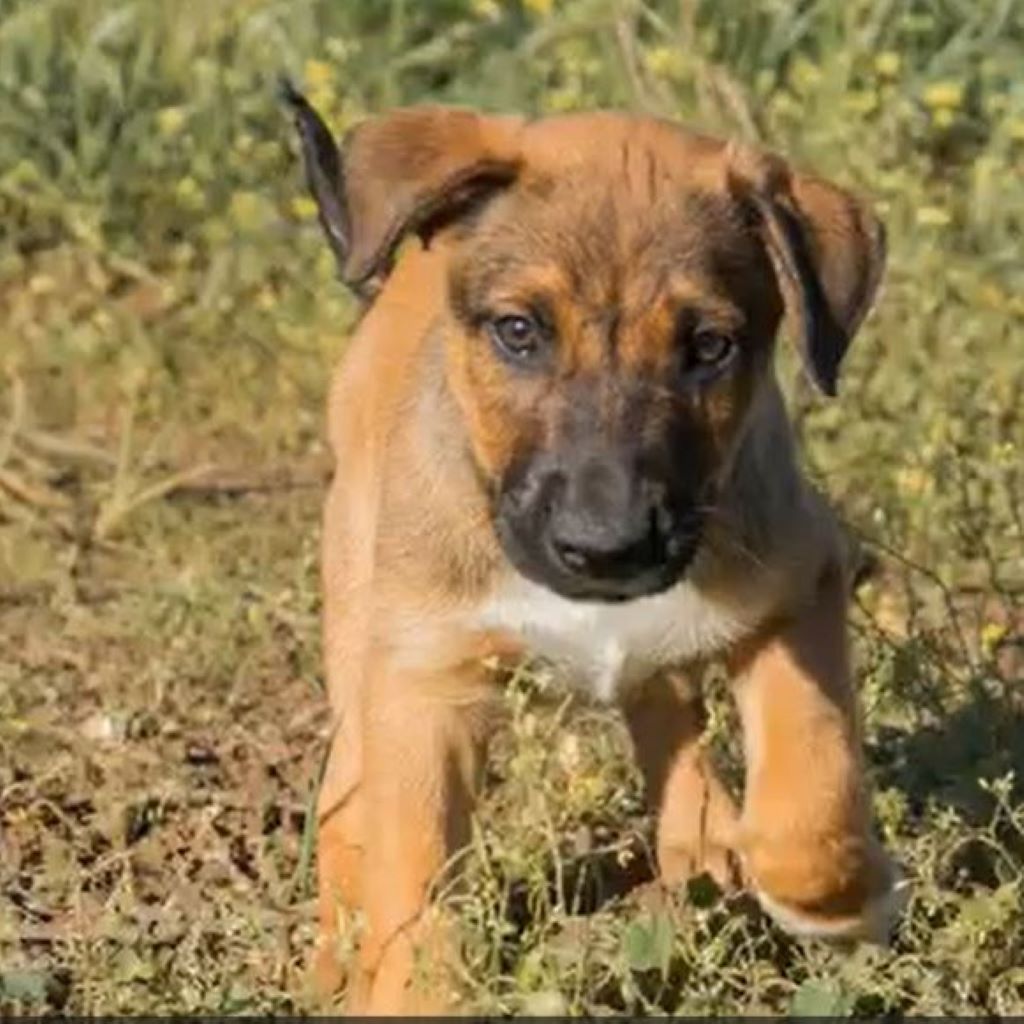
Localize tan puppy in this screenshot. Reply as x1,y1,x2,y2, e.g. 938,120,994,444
283,84,903,1015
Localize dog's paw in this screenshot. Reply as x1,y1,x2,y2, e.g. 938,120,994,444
304,937,348,1011
344,911,463,1017
656,758,742,893
754,864,909,944
742,831,907,944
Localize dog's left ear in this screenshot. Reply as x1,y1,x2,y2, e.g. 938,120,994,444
726,143,886,396
283,81,523,298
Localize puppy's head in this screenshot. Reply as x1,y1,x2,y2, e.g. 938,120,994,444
287,89,885,602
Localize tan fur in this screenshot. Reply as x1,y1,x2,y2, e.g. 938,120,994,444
295,106,900,1015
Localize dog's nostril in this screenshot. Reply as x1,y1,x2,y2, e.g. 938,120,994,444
551,507,670,579
553,539,589,571
653,501,674,538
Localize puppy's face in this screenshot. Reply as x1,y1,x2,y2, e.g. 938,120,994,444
287,100,885,602
444,146,780,601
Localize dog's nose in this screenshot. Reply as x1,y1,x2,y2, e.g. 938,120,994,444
548,457,673,581
551,514,666,579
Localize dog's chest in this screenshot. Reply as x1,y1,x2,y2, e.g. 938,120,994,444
477,575,752,703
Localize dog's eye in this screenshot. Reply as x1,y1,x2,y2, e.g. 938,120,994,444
690,330,736,368
488,314,544,361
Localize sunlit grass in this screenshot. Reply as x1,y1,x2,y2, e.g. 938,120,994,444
1,0,1022,1014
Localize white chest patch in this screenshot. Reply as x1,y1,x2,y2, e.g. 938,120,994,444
476,572,764,703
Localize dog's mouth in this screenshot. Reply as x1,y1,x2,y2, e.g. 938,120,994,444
491,447,708,602
494,508,702,603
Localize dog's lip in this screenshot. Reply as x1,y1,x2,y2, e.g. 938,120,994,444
538,567,683,603
544,549,698,603
495,519,699,603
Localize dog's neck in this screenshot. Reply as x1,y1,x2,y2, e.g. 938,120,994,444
709,372,804,560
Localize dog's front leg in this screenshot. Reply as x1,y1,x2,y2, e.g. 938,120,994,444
729,562,902,939
313,701,364,998
624,673,740,891
349,642,496,1016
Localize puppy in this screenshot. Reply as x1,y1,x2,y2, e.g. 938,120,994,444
283,85,903,1015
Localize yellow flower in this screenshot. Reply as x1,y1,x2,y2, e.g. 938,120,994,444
470,0,500,17
545,86,581,113
175,176,203,211
229,190,263,229
304,58,334,91
646,45,686,79
157,106,187,137
316,248,336,280
309,85,337,121
523,0,553,14
923,81,964,110
291,195,318,220
789,56,822,95
916,205,951,227
845,89,879,115
981,622,1007,657
874,51,902,79
770,90,801,119
895,467,929,496
993,440,1017,464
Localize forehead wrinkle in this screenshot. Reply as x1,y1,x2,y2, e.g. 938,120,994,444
617,135,668,208
559,188,621,297
645,145,661,205
564,316,608,376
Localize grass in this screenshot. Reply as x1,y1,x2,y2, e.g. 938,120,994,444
1,0,1022,1014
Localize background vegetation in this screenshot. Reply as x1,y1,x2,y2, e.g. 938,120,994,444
1,0,1022,1014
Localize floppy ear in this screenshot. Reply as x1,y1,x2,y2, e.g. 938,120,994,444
726,143,886,396
281,81,523,298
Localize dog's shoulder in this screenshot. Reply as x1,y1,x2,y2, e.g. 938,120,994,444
326,242,448,451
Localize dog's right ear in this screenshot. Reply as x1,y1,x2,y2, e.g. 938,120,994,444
725,141,886,397
282,81,523,299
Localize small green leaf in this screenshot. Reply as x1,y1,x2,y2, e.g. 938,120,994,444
0,969,49,1005
621,910,674,977
789,978,856,1018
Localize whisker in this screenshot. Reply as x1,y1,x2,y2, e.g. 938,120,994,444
693,501,771,571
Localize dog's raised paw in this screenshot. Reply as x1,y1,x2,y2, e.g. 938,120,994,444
754,861,909,945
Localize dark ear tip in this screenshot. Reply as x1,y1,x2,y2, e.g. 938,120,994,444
277,75,307,110
815,372,840,397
